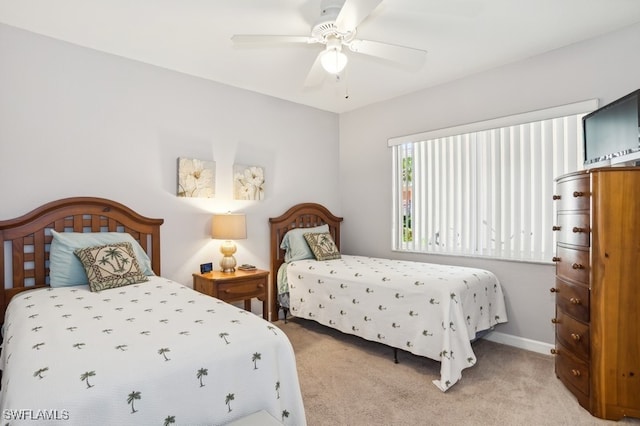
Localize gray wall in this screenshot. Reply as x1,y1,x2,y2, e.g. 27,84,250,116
0,24,341,295
339,23,640,345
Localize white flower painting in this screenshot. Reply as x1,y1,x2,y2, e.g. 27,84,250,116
233,165,265,200
177,157,215,198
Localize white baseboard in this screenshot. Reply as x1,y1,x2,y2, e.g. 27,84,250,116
482,330,554,355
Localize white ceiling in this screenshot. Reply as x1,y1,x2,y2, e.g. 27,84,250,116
2,0,640,113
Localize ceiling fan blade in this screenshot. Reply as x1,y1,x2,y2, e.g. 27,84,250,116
335,0,383,33
348,39,427,68
303,52,327,87
231,35,316,45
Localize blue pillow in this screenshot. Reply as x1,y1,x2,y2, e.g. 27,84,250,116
280,224,329,262
49,230,154,287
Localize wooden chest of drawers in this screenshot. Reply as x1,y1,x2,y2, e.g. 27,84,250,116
552,168,640,420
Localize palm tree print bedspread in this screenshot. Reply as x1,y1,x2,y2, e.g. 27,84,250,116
0,278,306,425
286,255,508,391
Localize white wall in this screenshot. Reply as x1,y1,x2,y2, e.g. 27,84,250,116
339,23,640,345
3,20,640,347
0,24,341,300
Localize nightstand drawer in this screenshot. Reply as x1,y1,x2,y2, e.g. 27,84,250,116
192,269,270,320
218,277,266,302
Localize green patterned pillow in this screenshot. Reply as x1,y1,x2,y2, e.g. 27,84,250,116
74,242,149,291
303,232,341,261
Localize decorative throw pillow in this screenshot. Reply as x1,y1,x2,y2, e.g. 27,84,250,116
303,232,341,261
74,242,148,291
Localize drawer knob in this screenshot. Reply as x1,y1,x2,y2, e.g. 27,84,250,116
551,318,559,324
572,227,585,233
552,226,561,231
552,256,561,262
572,263,584,270
570,297,581,305
571,369,581,377
573,191,585,198
571,333,581,342
552,195,561,200
550,287,558,293
550,348,559,355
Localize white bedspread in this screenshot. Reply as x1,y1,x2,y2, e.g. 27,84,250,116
0,277,306,425
286,255,507,391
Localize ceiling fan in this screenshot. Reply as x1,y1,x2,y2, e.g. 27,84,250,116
231,0,428,87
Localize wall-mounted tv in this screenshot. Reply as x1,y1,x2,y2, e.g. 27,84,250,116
583,88,640,169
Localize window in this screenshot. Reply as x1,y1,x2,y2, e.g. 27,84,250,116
389,100,598,263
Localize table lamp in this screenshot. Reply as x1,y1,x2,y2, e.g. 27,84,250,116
211,213,247,273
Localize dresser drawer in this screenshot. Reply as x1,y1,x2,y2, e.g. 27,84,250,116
555,246,589,285
554,175,590,211
555,310,590,361
554,278,590,323
555,342,590,396
555,213,590,247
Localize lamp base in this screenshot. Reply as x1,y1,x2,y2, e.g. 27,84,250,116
219,255,237,273
219,240,237,273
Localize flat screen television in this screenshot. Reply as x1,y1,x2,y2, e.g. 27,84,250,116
583,88,640,168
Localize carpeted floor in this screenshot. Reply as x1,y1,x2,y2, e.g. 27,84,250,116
278,318,640,426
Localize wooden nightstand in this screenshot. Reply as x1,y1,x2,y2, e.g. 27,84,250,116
192,269,270,320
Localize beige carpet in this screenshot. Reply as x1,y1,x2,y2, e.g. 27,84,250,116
278,318,640,426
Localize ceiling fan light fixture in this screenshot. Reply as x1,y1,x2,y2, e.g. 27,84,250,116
320,47,348,74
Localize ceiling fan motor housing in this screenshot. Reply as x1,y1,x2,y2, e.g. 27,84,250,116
313,0,353,42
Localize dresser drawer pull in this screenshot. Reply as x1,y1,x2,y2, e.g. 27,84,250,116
552,194,561,200
550,348,559,355
550,287,558,293
552,256,561,262
570,297,581,305
571,263,584,270
571,333,582,341
552,226,561,231
551,318,559,324
572,227,585,233
571,369,581,377
573,191,585,198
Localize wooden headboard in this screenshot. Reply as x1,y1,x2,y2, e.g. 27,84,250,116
0,197,164,323
268,203,343,321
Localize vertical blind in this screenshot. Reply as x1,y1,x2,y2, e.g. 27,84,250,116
390,100,597,262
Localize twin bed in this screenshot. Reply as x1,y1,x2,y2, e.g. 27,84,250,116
0,197,305,425
269,203,508,392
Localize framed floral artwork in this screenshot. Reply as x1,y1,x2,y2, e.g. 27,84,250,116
233,164,265,200
177,157,215,198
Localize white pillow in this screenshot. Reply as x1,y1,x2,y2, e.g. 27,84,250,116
49,230,154,287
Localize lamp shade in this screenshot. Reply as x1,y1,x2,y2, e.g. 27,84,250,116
211,213,247,240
